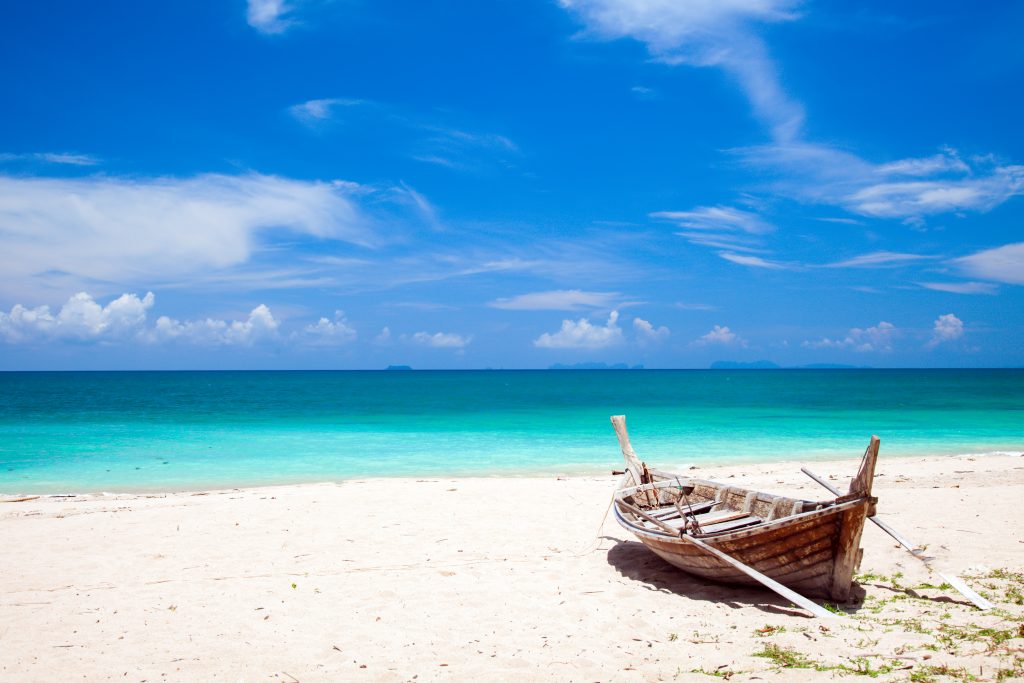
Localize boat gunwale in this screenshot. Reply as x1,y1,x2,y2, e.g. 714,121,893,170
612,495,868,543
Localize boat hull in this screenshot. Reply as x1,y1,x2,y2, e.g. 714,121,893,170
615,499,870,599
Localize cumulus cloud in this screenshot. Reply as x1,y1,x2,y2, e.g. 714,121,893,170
0,172,396,298
148,305,280,346
803,321,896,353
953,242,1024,285
926,313,964,349
693,324,745,347
633,317,669,343
489,289,621,311
411,331,472,348
298,311,357,346
0,291,154,343
247,0,294,33
534,310,624,349
560,0,804,141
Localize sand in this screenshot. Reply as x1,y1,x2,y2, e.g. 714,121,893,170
3,454,1024,682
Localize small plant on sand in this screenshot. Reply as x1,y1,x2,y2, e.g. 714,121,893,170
909,664,978,682
753,643,815,669
667,632,678,642
686,665,737,679
753,624,785,637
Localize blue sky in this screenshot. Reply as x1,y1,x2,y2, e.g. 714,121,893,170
1,0,1022,369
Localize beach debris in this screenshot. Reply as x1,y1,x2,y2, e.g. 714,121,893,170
1,496,40,503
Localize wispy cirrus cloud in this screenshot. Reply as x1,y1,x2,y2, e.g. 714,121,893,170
736,144,1024,226
288,98,367,127
560,0,805,142
0,171,433,300
826,251,934,268
717,251,790,270
0,151,100,166
287,98,520,173
489,289,622,311
953,242,1024,285
917,281,999,295
247,0,295,34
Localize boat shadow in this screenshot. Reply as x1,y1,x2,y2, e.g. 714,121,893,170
604,538,868,617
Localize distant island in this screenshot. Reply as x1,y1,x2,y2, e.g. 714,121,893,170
711,360,869,370
385,365,413,371
549,362,645,370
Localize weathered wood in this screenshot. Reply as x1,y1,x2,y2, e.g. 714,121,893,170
611,415,879,602
611,416,657,506
615,499,680,536
680,535,841,619
801,465,993,610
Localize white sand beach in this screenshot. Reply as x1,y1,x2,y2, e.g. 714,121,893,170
3,454,1024,681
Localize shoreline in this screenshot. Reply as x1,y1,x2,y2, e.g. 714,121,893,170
3,453,1024,680
3,448,1022,497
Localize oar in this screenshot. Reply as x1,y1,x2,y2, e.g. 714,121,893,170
615,498,840,619
801,467,993,610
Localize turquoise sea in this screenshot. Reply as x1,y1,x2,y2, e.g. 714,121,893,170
1,369,1021,493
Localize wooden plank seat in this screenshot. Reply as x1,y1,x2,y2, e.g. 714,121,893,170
647,500,717,520
696,514,763,535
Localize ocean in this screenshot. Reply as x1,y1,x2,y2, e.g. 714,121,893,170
1,369,1021,493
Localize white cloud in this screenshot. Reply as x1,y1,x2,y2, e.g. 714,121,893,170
694,324,746,347
918,281,999,295
803,321,896,353
847,171,1024,220
737,143,1024,224
876,150,970,177
633,317,670,343
926,313,964,349
718,251,788,269
247,0,294,34
298,311,357,346
411,331,472,348
0,172,390,298
489,289,621,311
651,205,774,235
953,242,1024,285
674,302,717,311
534,310,624,349
375,326,392,343
826,251,932,268
559,0,804,141
148,305,279,346
0,151,100,166
0,291,154,343
288,98,366,126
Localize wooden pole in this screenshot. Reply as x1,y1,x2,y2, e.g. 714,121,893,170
801,467,992,610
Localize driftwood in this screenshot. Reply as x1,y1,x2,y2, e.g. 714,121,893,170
610,415,878,615
801,466,992,611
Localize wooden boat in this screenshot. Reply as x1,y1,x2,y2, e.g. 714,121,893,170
610,415,878,607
